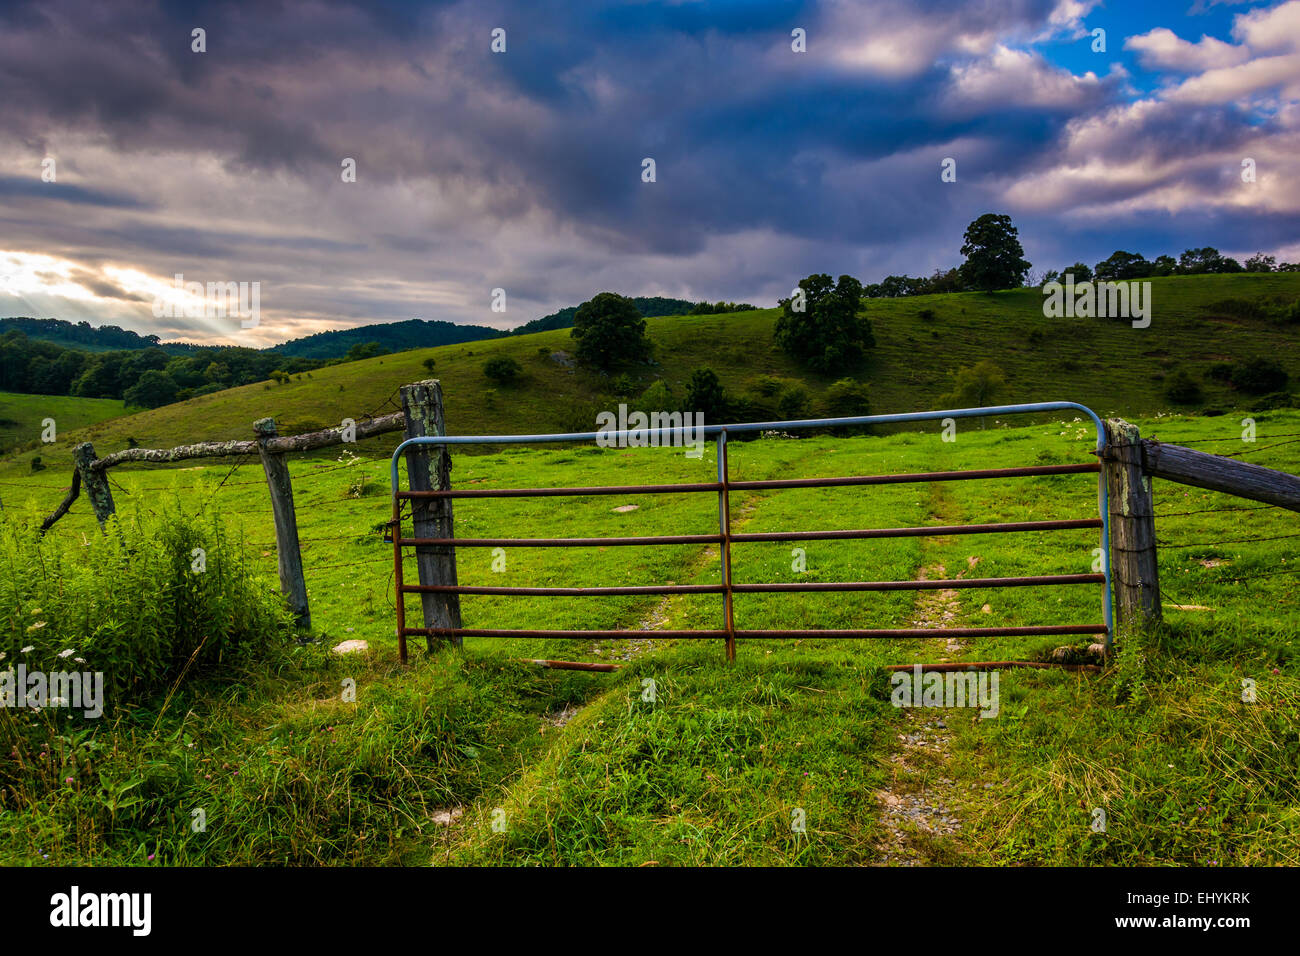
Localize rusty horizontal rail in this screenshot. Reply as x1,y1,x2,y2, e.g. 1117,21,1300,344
397,533,722,547
519,658,622,672
406,628,729,639
728,518,1101,541
396,518,1101,550
396,462,1101,500
397,481,720,499
400,573,1105,597
404,583,724,596
737,626,1109,637
734,574,1104,591
405,624,1108,639
881,661,1102,673
726,462,1100,489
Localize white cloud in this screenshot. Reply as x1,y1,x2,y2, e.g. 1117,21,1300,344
1127,2,1300,103
1124,27,1251,72
946,45,1105,110
1232,0,1300,52
1166,52,1300,104
1037,0,1101,41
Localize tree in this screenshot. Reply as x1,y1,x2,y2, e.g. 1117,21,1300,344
774,273,874,373
876,275,924,297
165,355,205,389
1163,369,1202,405
689,300,757,314
1060,262,1093,282
923,267,965,294
483,356,522,385
959,214,1031,292
822,378,873,434
71,359,122,398
638,380,677,413
570,292,651,371
1094,250,1152,281
1151,255,1178,277
123,369,179,409
422,357,437,373
684,367,727,421
941,361,1007,426
1231,357,1289,394
1178,247,1242,275
823,378,872,418
122,347,169,386
776,383,812,420
1244,253,1277,273
345,341,388,362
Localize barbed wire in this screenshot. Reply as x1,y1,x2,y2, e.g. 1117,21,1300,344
1160,532,1300,549
1220,438,1300,459
247,530,388,547
0,478,72,489
1155,504,1280,518
292,458,376,480
357,386,402,422
1157,431,1300,444
302,552,394,573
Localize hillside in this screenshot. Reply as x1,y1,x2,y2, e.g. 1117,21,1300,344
509,296,697,336
273,317,506,358
0,391,131,456
3,272,1297,480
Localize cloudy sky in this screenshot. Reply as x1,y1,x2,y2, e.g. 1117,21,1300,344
0,0,1296,347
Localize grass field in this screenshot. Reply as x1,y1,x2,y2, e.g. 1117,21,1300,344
0,391,131,458
1,407,1296,866
3,272,1297,484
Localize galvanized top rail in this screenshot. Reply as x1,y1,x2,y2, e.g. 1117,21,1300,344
390,401,1113,659
390,402,1105,488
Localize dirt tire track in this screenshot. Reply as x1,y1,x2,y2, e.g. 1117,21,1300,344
873,484,976,865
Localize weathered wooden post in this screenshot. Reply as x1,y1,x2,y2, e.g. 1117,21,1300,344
73,442,116,527
253,418,311,628
400,380,462,650
1102,419,1161,632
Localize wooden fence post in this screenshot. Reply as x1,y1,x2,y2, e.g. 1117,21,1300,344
400,380,462,650
254,418,311,628
73,442,115,527
1102,419,1161,633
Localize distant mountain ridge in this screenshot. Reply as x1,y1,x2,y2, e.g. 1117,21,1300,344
2,294,700,360
0,317,175,352
272,318,505,358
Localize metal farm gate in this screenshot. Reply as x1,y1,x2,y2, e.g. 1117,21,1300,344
388,402,1113,665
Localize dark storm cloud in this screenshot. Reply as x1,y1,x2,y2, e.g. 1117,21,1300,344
0,0,1295,342
0,175,149,209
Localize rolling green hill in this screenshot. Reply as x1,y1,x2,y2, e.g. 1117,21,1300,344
3,272,1298,481
508,296,697,336
0,390,132,457
273,318,506,358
